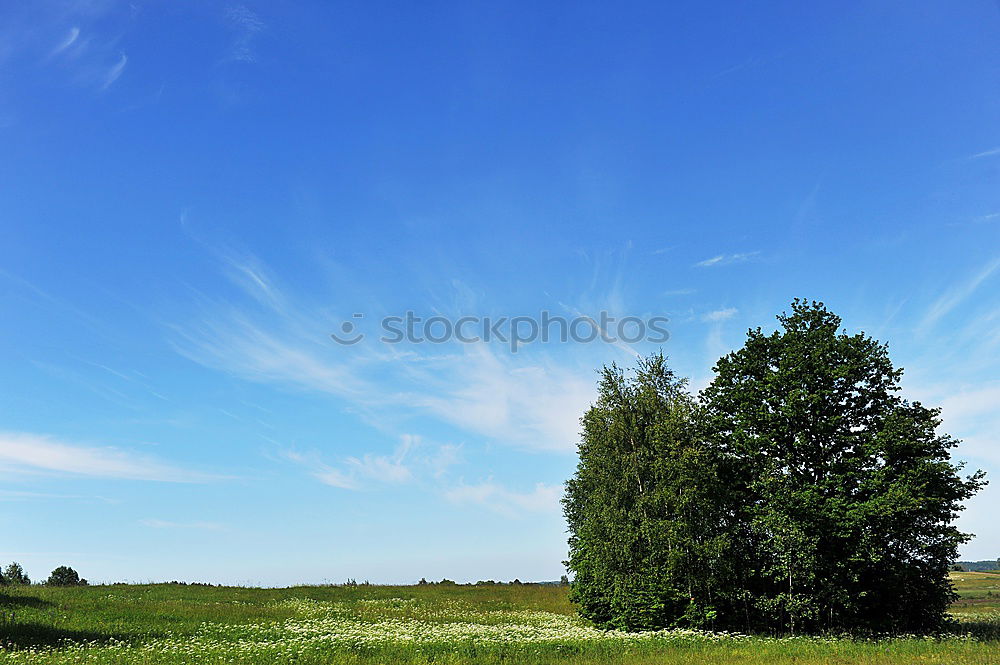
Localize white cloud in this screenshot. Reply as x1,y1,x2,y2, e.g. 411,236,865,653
173,258,596,453
0,431,212,482
314,466,360,490
0,489,109,502
702,307,737,322
933,384,1000,465
921,256,1000,329
402,347,594,451
172,312,371,402
140,519,223,530
938,384,1000,423
969,147,1000,159
345,434,415,484
445,481,562,516
428,443,462,478
101,52,127,89
50,27,80,57
226,5,264,63
900,374,1000,466
694,251,760,268
285,434,459,490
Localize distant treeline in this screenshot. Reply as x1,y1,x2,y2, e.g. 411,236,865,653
417,577,570,587
955,561,1000,572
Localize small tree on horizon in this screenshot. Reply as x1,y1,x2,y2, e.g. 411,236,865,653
46,566,87,587
4,562,30,586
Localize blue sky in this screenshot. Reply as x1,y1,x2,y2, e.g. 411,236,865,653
1,1,998,585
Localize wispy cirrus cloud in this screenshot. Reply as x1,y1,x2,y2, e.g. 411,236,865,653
937,384,1000,465
0,489,113,503
0,432,215,483
969,147,1000,160
399,347,594,451
444,481,561,517
140,519,224,530
172,311,371,402
101,52,127,89
225,5,264,63
903,376,1000,467
694,251,760,268
50,27,80,57
283,434,461,490
921,256,1000,330
0,3,135,94
172,253,597,453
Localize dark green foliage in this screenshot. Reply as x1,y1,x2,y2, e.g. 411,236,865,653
46,566,87,587
702,300,984,634
564,353,729,631
564,301,986,635
4,562,31,585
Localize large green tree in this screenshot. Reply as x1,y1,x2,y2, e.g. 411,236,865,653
563,353,729,630
701,300,985,634
564,301,985,634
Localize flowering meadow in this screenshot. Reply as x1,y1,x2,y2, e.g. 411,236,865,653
0,573,998,664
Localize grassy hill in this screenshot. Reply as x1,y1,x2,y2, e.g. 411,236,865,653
0,574,996,664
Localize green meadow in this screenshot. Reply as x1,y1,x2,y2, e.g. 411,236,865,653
0,572,997,664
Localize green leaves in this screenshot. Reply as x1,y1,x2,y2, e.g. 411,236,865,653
565,301,986,635
565,352,728,632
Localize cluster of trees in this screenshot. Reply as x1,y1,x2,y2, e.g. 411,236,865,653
951,560,1000,573
416,578,456,585
1,562,31,585
47,566,88,587
564,301,986,635
341,579,374,586
0,562,88,587
414,578,550,586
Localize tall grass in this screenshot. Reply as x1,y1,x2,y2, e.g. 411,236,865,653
0,573,996,664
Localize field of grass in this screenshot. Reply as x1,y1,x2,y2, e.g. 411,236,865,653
0,573,998,664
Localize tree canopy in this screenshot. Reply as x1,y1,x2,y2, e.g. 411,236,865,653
3,562,30,586
563,353,729,630
46,566,87,587
564,300,985,634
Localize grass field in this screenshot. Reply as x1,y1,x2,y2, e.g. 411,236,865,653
0,573,998,664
